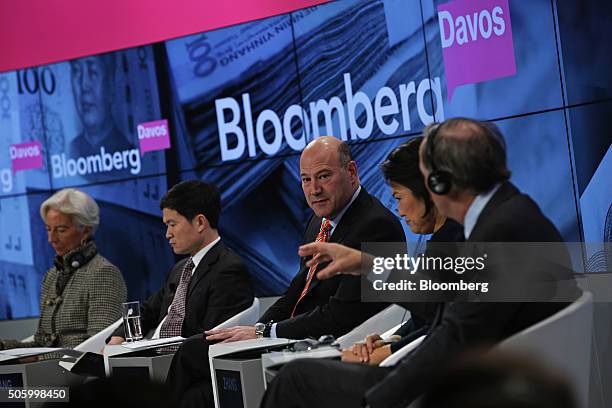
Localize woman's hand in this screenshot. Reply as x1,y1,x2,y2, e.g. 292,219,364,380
341,333,392,365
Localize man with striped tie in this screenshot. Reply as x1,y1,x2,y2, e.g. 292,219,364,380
106,180,253,346
166,136,405,407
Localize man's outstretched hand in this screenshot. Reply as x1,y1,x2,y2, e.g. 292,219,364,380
298,242,373,279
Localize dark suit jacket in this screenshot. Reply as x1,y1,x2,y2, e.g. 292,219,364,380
259,187,405,339
391,218,464,353
365,182,580,408
112,241,253,339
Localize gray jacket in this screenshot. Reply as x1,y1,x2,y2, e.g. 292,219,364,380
1,249,126,349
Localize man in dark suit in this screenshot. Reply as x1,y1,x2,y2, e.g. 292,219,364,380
107,179,253,344
261,118,579,408
165,136,405,407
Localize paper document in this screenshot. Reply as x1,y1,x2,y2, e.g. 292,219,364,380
0,347,63,362
58,360,76,371
122,336,185,349
0,347,62,356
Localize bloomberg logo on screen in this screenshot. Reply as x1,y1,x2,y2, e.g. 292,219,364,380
216,73,444,162
437,0,516,101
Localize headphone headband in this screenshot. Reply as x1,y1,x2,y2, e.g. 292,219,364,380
425,123,453,195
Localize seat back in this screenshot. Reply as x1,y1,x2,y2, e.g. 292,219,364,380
75,318,123,353
379,335,426,367
211,297,260,330
498,291,594,408
335,304,407,349
208,298,260,408
380,322,404,340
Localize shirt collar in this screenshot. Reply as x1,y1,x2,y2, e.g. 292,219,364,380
191,236,221,271
324,185,361,236
463,183,502,240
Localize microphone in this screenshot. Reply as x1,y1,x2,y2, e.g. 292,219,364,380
70,254,84,269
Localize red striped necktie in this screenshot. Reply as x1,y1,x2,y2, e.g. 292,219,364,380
291,219,333,317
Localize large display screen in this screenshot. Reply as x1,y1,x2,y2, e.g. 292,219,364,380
1,0,610,320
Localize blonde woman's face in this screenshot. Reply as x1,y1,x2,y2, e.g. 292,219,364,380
45,209,90,256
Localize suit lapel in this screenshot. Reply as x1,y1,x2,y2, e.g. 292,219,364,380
326,188,368,246
468,182,518,241
186,241,222,300
307,188,369,295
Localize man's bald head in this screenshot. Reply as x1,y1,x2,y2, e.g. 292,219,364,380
419,117,510,195
301,136,353,166
300,136,359,218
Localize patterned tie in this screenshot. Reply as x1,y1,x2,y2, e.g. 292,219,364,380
159,257,196,338
291,219,333,317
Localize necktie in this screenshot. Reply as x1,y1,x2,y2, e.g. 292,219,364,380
291,219,333,317
159,258,195,338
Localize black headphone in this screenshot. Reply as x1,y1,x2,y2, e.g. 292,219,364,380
425,123,453,195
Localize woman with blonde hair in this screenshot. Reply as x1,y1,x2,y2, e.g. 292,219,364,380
0,188,126,349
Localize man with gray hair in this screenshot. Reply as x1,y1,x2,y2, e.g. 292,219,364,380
0,188,126,349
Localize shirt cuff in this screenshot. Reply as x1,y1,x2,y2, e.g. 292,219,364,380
270,323,278,338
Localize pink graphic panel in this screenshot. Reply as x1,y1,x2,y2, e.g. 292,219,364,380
138,119,171,156
10,141,43,173
437,0,516,101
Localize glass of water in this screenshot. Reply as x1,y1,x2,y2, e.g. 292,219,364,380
122,301,143,342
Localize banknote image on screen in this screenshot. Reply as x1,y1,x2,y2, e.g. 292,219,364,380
0,46,174,320
0,72,52,197
37,46,167,188
290,0,435,142
165,12,304,169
